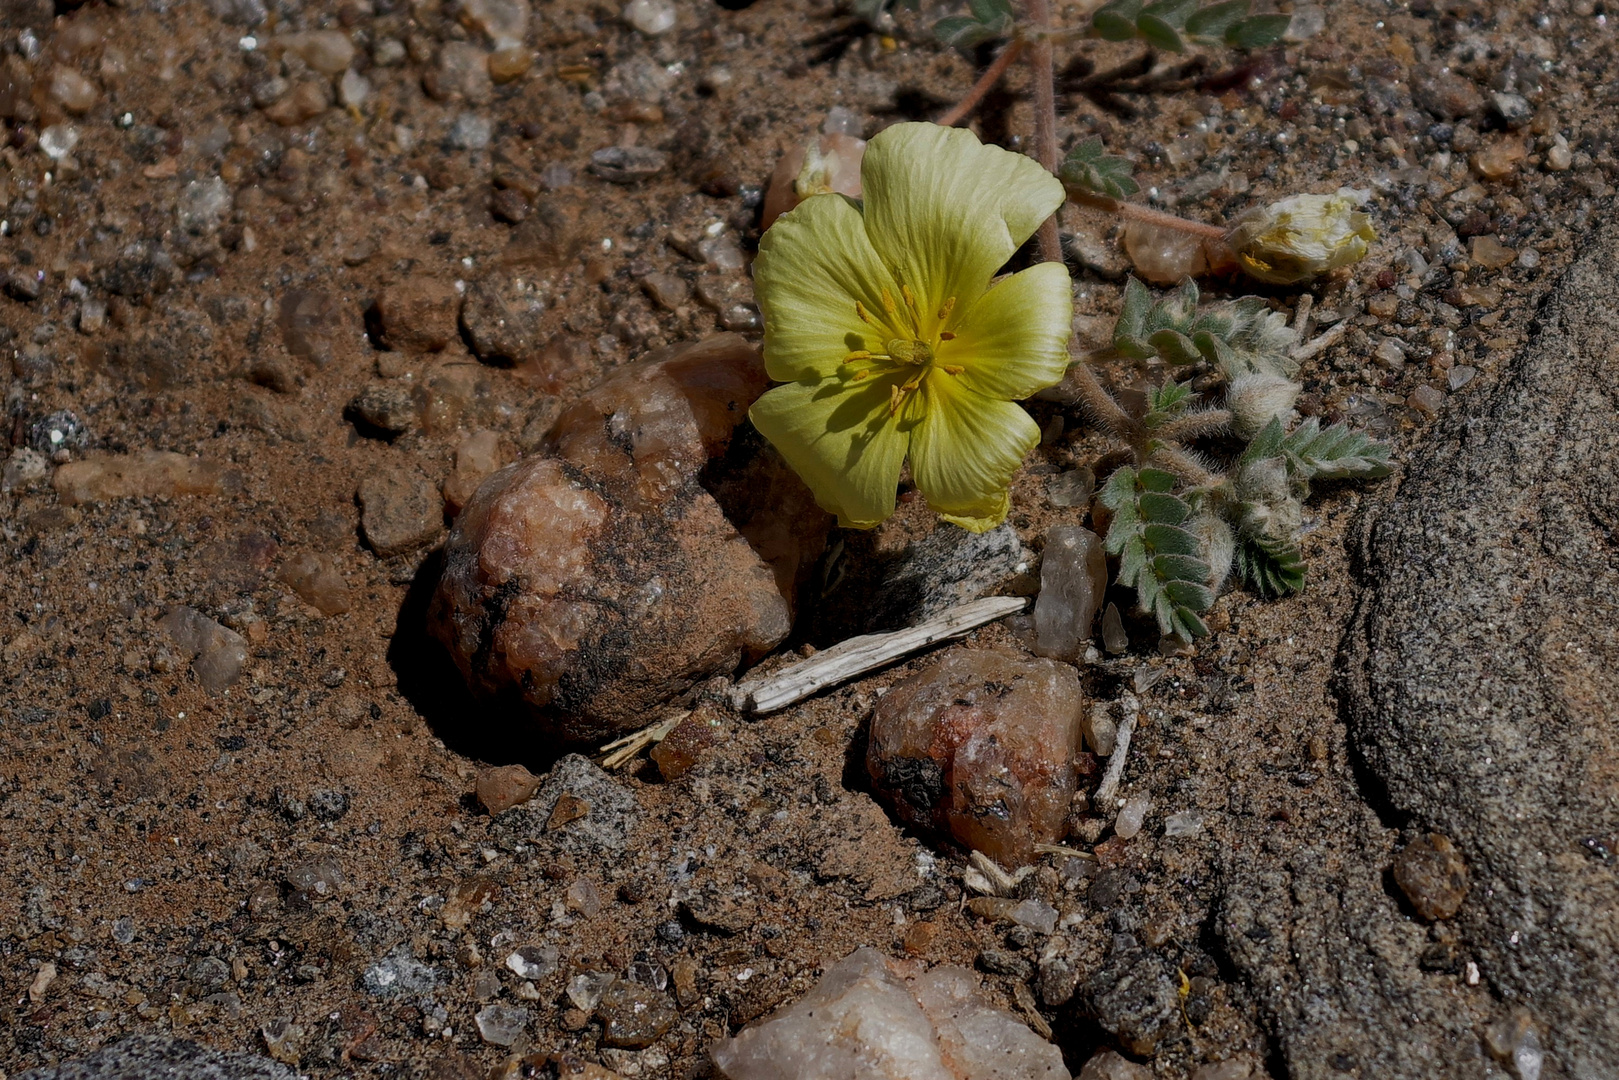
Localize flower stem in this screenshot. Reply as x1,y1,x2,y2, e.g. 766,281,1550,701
937,39,1025,128
1068,189,1229,241
1068,355,1138,441
1027,0,1062,264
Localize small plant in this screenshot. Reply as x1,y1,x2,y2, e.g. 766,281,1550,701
1091,0,1290,52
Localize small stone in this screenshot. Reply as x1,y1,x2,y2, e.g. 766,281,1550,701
1083,703,1118,756
461,272,553,371
490,754,641,856
1114,794,1152,840
1484,1010,1543,1080
589,145,668,184
38,124,79,160
1190,1061,1252,1080
1407,384,1445,415
177,177,231,235
28,410,90,454
1374,337,1407,369
463,0,530,48
338,69,370,107
1078,1050,1152,1080
1033,525,1108,663
641,272,689,310
362,947,439,999
263,80,330,125
1474,135,1527,179
649,708,725,781
1087,940,1182,1056
567,972,616,1012
505,944,558,981
1414,71,1484,120
1447,365,1478,391
1101,603,1128,654
444,430,507,514
487,46,533,82
159,606,248,694
47,66,97,113
566,878,603,917
260,1019,302,1065
309,788,349,822
1163,811,1204,837
1468,235,1517,269
2,447,49,492
349,383,418,436
1046,467,1094,508
279,290,342,366
53,453,221,508
596,980,677,1049
868,646,1084,867
285,858,344,903
4,270,41,302
277,30,355,74
429,42,494,104
448,112,492,151
623,0,676,35
712,948,1069,1080
358,469,444,558
374,279,461,353
278,553,351,616
477,764,541,815
1489,92,1533,130
1123,220,1208,285
474,1003,530,1047
1392,832,1469,920
1545,138,1573,172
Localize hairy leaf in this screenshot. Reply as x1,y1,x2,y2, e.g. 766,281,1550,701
1283,418,1392,480
1059,136,1141,199
1227,12,1290,48
1101,466,1214,637
1235,535,1305,597
1111,278,1294,378
1185,0,1248,38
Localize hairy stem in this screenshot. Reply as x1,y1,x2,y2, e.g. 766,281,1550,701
1068,188,1229,241
1069,356,1139,440
937,39,1025,127
1156,408,1231,443
1148,444,1220,488
1027,0,1062,264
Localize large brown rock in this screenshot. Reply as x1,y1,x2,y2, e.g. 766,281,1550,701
868,646,1083,867
430,335,827,742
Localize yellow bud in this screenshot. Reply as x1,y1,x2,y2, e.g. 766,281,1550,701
1227,187,1375,285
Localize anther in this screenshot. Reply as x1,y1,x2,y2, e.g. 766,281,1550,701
881,289,898,315
937,296,956,321
942,364,965,376
939,331,956,341
855,301,872,324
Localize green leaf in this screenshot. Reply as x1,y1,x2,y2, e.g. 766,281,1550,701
1115,277,1154,344
1142,0,1198,27
1146,381,1192,415
1092,0,1145,39
1235,535,1305,597
933,14,997,46
1148,328,1203,366
1282,419,1392,480
1136,14,1185,51
1101,467,1214,638
1239,415,1287,469
1185,0,1249,38
967,0,1013,22
1059,136,1140,199
1226,12,1289,48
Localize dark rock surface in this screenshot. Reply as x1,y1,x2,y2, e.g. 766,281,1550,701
16,1035,297,1080
1224,212,1619,1078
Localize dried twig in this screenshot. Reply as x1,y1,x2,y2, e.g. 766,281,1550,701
600,711,687,769
1091,697,1139,813
1290,320,1349,364
730,595,1028,714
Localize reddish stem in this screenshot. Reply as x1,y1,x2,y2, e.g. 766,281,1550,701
937,39,1025,128
1026,0,1062,264
1069,189,1229,241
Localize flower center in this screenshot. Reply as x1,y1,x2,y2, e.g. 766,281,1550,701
843,288,964,415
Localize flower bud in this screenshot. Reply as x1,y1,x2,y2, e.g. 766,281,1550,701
1227,372,1301,440
1227,187,1375,285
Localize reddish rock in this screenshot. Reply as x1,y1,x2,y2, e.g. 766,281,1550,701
476,763,542,815
374,279,461,353
430,335,829,742
278,552,352,616
868,646,1084,867
54,451,225,505
650,706,726,781
1393,833,1469,921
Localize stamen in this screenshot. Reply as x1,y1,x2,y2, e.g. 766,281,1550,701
942,365,965,375
855,301,873,325
888,384,904,415
851,370,872,381
880,289,898,316
937,296,956,321
843,350,873,362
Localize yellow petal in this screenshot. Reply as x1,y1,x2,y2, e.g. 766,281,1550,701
754,193,904,383
907,374,1039,532
860,123,1065,327
939,261,1073,402
748,377,909,529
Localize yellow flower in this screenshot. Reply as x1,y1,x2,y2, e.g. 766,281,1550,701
1227,187,1376,285
749,122,1071,533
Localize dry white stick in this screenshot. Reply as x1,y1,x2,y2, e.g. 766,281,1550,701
730,595,1029,714
599,711,687,769
1091,701,1139,814
1291,293,1315,345
1290,319,1349,363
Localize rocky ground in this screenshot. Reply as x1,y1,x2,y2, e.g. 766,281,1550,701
1,0,1616,1077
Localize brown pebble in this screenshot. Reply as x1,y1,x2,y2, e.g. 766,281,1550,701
649,708,725,781
1468,235,1517,270
559,1008,590,1032
1393,833,1469,920
670,958,701,1007
278,552,352,616
547,793,590,830
902,920,941,956
1474,136,1527,180
373,279,461,353
476,764,542,815
487,47,533,83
